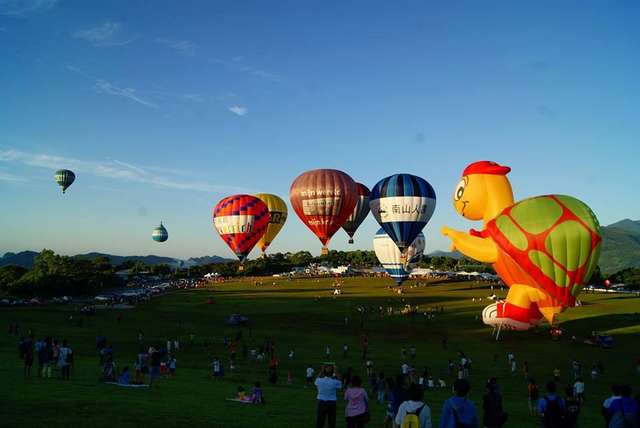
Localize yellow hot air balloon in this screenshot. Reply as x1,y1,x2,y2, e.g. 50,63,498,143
255,193,288,255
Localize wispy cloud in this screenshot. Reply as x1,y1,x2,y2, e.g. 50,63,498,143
228,105,248,116
72,21,136,47
211,57,284,83
0,149,250,193
156,38,196,56
0,170,27,182
0,0,57,17
95,79,158,109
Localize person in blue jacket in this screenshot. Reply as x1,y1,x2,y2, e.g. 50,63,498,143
439,379,479,428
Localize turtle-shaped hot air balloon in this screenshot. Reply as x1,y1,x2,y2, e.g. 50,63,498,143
55,169,75,194
152,222,168,242
442,161,601,331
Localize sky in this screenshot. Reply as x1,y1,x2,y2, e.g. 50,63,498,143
1,0,639,260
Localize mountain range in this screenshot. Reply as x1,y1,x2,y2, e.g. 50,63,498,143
0,251,233,269
2,219,638,273
600,219,640,274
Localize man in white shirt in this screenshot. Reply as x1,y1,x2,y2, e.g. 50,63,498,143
306,365,315,387
401,363,410,376
395,384,432,428
315,365,342,428
573,378,585,403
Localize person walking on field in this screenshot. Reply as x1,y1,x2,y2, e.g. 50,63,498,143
483,378,507,428
528,379,540,416
439,379,479,428
395,383,432,428
58,340,73,380
344,375,369,428
538,381,565,428
315,365,342,428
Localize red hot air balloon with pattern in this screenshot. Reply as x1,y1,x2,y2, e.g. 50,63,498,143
213,195,270,264
290,169,358,255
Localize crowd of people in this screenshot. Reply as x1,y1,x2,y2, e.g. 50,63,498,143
11,320,640,428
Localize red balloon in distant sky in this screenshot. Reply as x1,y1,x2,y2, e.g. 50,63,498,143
604,279,611,287
289,168,358,254
213,195,270,262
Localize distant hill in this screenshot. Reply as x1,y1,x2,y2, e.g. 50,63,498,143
600,219,640,275
74,253,179,267
0,251,39,268
428,250,462,259
184,256,233,267
0,251,233,269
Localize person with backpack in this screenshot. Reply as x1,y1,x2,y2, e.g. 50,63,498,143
483,378,507,428
344,375,369,428
395,383,432,428
607,385,639,428
439,379,479,428
603,384,623,427
538,381,565,428
564,386,580,428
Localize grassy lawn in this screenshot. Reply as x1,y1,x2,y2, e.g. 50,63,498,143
1,277,639,427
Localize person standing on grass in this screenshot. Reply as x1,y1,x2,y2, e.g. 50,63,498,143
602,384,623,428
149,346,161,386
58,340,73,380
395,383,432,428
511,358,517,376
573,377,585,403
344,375,369,428
607,384,639,428
19,335,34,377
306,365,315,387
439,379,479,428
564,386,580,428
528,379,540,416
315,365,342,428
483,378,507,428
538,381,565,428
42,337,54,378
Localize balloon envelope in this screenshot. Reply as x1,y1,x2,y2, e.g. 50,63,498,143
152,222,168,242
213,195,270,261
373,228,425,285
255,193,288,254
370,174,436,252
342,183,370,244
289,169,358,251
55,169,75,194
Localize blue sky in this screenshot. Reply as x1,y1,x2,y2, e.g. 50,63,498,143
1,0,639,259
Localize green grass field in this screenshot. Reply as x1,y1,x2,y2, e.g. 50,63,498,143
1,277,639,428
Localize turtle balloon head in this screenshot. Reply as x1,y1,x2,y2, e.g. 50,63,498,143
453,161,514,224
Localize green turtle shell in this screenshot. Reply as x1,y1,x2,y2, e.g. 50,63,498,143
487,195,601,306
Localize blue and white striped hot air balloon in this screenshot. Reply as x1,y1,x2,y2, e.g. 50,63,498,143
152,222,168,242
370,174,436,254
373,228,425,285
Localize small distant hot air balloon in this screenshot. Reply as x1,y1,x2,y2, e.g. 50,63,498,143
255,193,288,255
370,174,436,257
152,222,168,242
373,228,425,285
290,169,358,255
604,279,611,288
213,195,270,263
342,183,370,244
54,169,75,194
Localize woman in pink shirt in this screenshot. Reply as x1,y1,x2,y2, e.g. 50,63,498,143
344,375,369,427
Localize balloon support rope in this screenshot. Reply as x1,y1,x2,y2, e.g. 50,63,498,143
495,323,503,341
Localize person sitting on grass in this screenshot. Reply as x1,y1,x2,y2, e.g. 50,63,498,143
250,381,264,404
118,366,131,385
